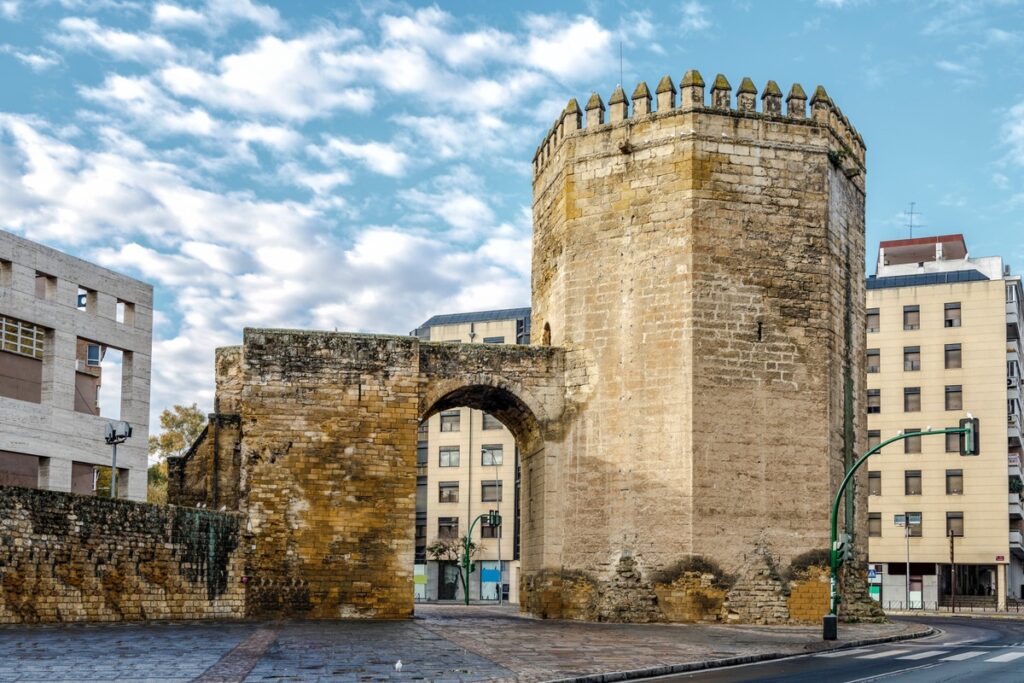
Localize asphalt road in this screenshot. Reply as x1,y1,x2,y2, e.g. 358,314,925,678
644,616,1024,683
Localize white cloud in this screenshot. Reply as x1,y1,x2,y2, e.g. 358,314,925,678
233,122,301,152
2,46,61,71
53,17,177,62
680,1,711,32
1,1,19,20
80,75,219,137
393,112,527,160
153,0,282,33
523,14,613,80
1006,100,1024,166
936,60,969,74
312,136,411,177
152,3,205,28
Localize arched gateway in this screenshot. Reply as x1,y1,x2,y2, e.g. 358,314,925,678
171,69,882,624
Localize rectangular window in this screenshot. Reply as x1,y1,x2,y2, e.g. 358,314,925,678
944,302,961,328
903,346,921,371
867,308,880,333
906,512,923,537
481,480,502,502
416,441,428,466
439,481,459,503
439,446,460,468
946,512,964,537
482,413,503,430
904,470,922,495
481,444,503,466
481,520,501,538
904,428,921,454
34,272,55,300
0,259,11,287
440,410,461,432
946,469,963,495
1009,284,1019,304
869,512,881,537
867,430,881,450
0,315,45,359
945,344,962,369
903,305,920,331
868,471,881,496
867,389,881,414
76,287,92,312
482,336,505,344
115,300,134,326
904,387,921,412
438,516,459,539
867,348,880,373
945,385,963,411
945,431,959,453
86,343,102,366
418,420,428,434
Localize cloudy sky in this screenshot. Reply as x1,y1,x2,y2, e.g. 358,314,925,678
1,0,1022,428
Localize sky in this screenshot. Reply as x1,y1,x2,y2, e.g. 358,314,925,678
1,0,1023,430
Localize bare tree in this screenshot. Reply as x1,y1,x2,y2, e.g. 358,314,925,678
426,535,480,597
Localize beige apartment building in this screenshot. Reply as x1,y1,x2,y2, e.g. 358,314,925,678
866,234,1024,609
410,308,530,602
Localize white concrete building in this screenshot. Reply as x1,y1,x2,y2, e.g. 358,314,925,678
0,230,153,501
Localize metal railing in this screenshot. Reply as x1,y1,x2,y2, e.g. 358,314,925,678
882,600,1024,614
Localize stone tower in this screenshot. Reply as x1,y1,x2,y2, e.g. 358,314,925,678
524,71,871,621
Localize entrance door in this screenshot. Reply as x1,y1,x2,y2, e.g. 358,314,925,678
909,576,923,609
480,561,500,601
439,563,459,600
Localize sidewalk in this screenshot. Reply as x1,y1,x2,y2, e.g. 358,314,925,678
0,604,932,683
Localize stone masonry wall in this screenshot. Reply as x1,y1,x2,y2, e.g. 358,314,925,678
167,414,242,510
0,485,243,624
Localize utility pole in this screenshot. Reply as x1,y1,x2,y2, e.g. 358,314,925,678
905,523,911,609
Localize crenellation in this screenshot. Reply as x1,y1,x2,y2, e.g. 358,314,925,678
585,92,605,127
736,77,757,112
679,69,705,110
655,75,677,112
761,80,782,115
786,83,807,119
710,73,732,109
608,85,628,122
632,81,652,116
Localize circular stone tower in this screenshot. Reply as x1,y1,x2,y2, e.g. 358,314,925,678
523,70,877,623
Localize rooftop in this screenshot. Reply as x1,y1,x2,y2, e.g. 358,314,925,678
411,307,532,340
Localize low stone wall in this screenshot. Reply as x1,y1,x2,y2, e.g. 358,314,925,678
0,486,244,624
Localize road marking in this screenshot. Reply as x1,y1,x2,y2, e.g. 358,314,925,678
985,651,1024,663
941,650,987,661
857,649,911,659
816,647,875,658
897,650,948,660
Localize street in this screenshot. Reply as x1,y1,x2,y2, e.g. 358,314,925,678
647,616,1024,682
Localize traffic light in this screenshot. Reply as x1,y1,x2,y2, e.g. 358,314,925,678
833,533,854,566
488,510,502,527
959,417,980,456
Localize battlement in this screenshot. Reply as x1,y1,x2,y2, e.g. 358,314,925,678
532,69,865,178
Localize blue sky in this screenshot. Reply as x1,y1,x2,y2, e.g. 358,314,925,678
1,0,1022,423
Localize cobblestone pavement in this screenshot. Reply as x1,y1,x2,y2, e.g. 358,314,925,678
0,604,928,682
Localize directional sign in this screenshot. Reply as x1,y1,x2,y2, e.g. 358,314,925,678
867,568,877,579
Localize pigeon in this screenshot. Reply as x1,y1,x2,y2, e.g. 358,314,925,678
394,660,403,672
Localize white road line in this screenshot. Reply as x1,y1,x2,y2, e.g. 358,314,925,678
816,647,875,658
985,651,1024,663
897,650,948,660
941,651,987,661
857,649,911,659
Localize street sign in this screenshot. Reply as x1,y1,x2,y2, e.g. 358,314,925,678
867,568,877,579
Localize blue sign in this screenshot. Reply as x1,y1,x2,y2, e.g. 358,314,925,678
480,569,501,582
868,568,877,579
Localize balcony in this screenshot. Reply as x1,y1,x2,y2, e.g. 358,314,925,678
1011,454,1023,481
1011,530,1024,558
1010,493,1023,520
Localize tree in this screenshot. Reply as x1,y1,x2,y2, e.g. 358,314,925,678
427,536,480,598
147,460,168,504
148,403,206,460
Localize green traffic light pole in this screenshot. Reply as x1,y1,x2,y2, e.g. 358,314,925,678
463,511,501,605
826,421,977,640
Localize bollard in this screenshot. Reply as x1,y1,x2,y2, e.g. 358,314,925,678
823,614,838,641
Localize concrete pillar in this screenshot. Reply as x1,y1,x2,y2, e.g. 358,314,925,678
40,456,72,492
998,564,1008,610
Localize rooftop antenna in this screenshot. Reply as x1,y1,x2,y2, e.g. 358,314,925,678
905,202,919,239
619,41,623,87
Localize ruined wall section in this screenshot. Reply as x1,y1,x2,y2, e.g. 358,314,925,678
0,486,243,624
166,414,242,510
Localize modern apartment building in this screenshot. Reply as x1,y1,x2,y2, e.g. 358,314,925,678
410,308,530,603
0,230,153,501
866,234,1023,609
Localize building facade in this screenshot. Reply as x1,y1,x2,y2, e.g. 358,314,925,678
410,309,529,603
866,234,1024,609
0,230,153,501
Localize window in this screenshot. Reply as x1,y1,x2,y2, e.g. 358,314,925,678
904,428,921,454
904,470,922,495
904,387,921,412
416,441,428,466
867,430,881,450
945,385,963,411
416,522,427,542
34,272,55,300
903,346,921,371
869,512,881,537
944,302,961,328
906,512,923,537
438,517,459,539
945,344,962,369
1010,284,1019,304
440,410,461,432
481,444,503,466
76,287,92,312
0,315,45,359
482,413,503,430
1010,323,1020,342
418,420,428,435
946,512,964,537
945,431,959,453
0,259,11,287
867,348,880,373
481,480,502,502
439,481,459,503
946,469,963,495
867,389,881,414
481,520,501,538
903,305,920,331
1010,360,1020,380
115,300,134,326
86,343,102,366
483,336,505,344
868,471,881,496
439,446,460,467
867,308,880,333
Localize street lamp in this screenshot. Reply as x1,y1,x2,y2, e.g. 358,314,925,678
103,420,132,499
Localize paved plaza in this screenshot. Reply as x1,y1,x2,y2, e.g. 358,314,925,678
0,604,926,682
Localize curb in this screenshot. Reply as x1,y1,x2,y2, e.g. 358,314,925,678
542,625,936,683
887,610,1024,621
